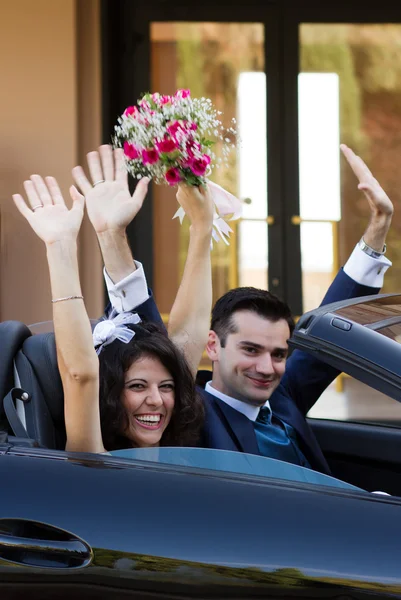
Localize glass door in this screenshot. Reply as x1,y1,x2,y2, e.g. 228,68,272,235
102,1,284,321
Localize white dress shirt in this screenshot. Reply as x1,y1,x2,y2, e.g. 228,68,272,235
105,244,391,313
104,261,149,312
342,244,391,287
204,381,271,421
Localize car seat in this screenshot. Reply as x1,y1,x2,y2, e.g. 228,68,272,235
0,320,65,449
15,329,66,449
0,320,32,434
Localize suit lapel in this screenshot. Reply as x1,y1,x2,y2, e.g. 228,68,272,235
204,391,260,455
202,388,330,474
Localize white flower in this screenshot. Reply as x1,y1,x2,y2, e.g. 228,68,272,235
93,320,116,345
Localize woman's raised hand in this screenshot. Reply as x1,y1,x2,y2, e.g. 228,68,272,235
72,145,149,234
13,175,84,245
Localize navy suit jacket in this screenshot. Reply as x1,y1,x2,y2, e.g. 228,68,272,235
199,269,380,474
130,269,379,475
105,289,165,329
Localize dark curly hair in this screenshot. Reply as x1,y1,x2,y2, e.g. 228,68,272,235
97,321,204,450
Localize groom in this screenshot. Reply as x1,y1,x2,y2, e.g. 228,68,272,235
75,144,393,473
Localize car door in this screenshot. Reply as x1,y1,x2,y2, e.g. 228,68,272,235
307,417,401,496
1,444,401,600
290,293,401,496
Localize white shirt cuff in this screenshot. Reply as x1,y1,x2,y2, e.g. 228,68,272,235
343,244,392,288
104,261,150,313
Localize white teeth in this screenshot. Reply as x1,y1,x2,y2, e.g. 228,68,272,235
135,415,161,424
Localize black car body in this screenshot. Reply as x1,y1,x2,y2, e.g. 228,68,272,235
2,296,401,599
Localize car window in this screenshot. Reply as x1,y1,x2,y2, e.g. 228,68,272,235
108,447,364,492
305,297,401,427
308,375,401,427
376,323,401,343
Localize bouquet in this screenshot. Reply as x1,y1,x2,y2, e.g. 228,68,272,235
114,89,242,246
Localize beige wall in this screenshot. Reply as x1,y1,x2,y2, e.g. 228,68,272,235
0,0,103,325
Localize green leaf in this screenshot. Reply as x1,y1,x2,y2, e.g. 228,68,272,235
201,138,216,147
184,172,203,186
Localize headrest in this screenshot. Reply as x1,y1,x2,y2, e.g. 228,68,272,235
196,369,213,389
21,332,64,426
0,321,32,415
20,319,102,427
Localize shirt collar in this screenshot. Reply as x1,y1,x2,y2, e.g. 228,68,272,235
205,382,271,422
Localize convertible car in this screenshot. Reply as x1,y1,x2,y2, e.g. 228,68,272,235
1,294,401,599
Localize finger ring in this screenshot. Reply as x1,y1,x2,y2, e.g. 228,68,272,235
32,204,43,211
93,180,105,187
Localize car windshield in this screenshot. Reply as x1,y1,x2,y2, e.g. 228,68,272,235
109,447,364,492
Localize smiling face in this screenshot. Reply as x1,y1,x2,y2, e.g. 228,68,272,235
207,310,290,406
121,355,175,447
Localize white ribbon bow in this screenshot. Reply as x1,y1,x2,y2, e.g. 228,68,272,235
93,310,142,354
173,181,242,248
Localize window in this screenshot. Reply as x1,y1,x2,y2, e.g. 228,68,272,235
308,296,401,425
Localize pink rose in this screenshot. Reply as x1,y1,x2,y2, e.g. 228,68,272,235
190,155,210,176
160,95,172,105
124,141,140,160
186,140,201,156
167,121,181,137
124,106,139,117
142,148,159,164
167,120,195,139
176,89,191,99
181,120,196,131
165,168,182,186
156,138,178,153
179,141,200,168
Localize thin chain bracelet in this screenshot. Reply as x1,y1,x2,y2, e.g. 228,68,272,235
51,295,84,304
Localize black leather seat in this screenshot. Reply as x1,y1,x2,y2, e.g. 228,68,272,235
195,369,212,389
16,331,65,449
0,320,65,449
0,321,32,436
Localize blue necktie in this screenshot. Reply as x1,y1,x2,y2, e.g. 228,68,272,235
254,406,311,468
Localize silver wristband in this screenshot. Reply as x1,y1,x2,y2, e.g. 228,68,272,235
358,237,386,259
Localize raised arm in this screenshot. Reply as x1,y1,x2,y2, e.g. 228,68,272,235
13,177,105,453
283,144,394,415
72,145,164,326
72,145,149,283
340,144,393,253
168,184,214,376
